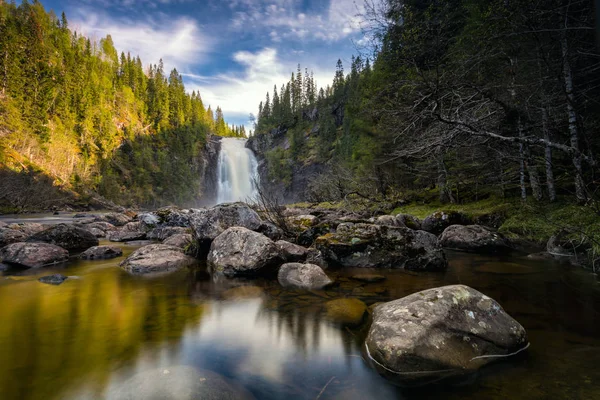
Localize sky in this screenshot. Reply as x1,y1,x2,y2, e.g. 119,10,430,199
38,0,369,132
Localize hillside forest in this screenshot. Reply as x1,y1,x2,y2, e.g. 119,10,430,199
0,0,246,211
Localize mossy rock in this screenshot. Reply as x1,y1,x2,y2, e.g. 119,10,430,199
324,298,368,326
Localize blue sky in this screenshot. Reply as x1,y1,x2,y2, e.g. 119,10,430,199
38,0,369,131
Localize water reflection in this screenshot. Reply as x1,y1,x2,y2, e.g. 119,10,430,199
0,249,599,399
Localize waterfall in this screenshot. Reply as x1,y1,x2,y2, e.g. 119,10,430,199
216,137,259,204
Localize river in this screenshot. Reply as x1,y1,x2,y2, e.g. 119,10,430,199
0,227,599,399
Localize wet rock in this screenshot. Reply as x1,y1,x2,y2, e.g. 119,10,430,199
155,206,194,227
305,248,328,269
190,203,263,255
440,225,512,253
395,214,422,230
0,228,28,247
87,227,106,238
27,223,98,252
350,274,386,283
163,233,193,249
256,221,284,241
80,245,123,260
0,242,69,268
137,212,160,227
222,286,265,300
297,225,330,247
276,240,309,262
324,298,368,326
278,263,332,290
109,366,254,400
207,227,284,277
39,274,68,285
0,221,7,228
7,222,46,236
120,244,196,276
422,211,472,235
96,212,132,227
315,223,447,271
147,226,188,241
107,230,147,242
365,285,528,386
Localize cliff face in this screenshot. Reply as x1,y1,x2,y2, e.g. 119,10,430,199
247,127,327,203
197,135,221,206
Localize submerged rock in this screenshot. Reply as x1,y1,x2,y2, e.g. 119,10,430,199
278,263,332,290
422,211,472,235
39,274,68,285
27,223,99,252
80,245,123,260
120,244,196,276
0,242,69,268
365,285,528,387
222,286,265,300
440,225,511,253
324,298,368,326
109,365,254,400
315,223,447,271
207,227,283,277
0,228,28,247
350,274,386,283
190,203,263,254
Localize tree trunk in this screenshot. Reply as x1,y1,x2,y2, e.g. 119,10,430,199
561,27,586,203
518,118,527,201
542,105,557,201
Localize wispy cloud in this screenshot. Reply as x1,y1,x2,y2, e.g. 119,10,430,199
70,8,213,72
229,0,364,43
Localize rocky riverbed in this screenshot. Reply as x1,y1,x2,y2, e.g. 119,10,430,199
0,203,599,399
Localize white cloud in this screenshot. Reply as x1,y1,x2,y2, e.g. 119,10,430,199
183,47,335,133
70,8,212,72
229,0,364,43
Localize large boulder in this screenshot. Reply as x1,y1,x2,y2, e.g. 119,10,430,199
0,242,69,268
315,223,447,271
277,263,332,290
421,211,472,235
109,366,254,400
120,244,197,276
0,228,28,247
80,245,123,260
190,203,263,254
365,285,529,386
155,206,194,227
207,227,283,277
27,223,99,252
440,225,511,253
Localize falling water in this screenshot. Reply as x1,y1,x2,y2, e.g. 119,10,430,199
216,137,259,204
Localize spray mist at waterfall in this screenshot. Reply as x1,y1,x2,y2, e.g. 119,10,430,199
216,138,259,204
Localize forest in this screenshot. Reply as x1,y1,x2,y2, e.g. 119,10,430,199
254,0,598,207
0,0,245,210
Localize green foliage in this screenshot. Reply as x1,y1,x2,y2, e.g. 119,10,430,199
0,1,235,208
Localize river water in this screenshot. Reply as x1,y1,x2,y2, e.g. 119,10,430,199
0,239,599,399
